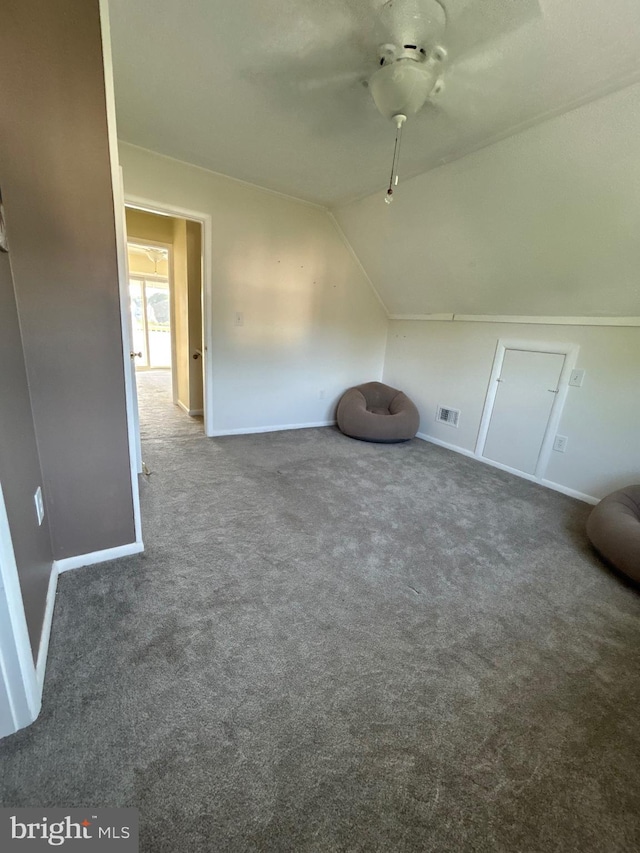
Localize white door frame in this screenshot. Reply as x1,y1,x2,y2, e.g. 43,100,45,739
124,195,214,437
0,483,40,737
475,338,580,481
101,0,144,545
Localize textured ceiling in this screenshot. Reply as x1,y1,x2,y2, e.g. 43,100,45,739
108,0,640,207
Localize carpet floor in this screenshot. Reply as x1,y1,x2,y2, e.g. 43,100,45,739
1,372,639,852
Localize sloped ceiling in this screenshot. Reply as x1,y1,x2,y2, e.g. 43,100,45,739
109,0,640,208
334,81,640,316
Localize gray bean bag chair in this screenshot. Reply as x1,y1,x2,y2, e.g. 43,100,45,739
586,485,640,582
336,381,419,443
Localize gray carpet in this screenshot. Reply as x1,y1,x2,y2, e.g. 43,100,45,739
1,374,640,852
136,368,203,441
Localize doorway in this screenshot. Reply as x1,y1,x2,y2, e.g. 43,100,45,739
124,206,208,452
476,339,579,481
119,196,213,480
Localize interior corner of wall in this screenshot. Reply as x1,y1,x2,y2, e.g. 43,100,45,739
325,210,390,321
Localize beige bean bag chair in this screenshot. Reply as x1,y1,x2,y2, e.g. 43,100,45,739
336,381,419,443
586,485,640,582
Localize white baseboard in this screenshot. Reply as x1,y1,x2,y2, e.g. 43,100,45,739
35,567,59,693
417,433,477,459
539,480,599,505
53,540,144,574
211,420,336,437
176,400,203,417
416,433,598,504
31,539,143,705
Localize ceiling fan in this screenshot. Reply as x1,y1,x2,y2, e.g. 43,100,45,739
252,0,542,201
367,0,449,202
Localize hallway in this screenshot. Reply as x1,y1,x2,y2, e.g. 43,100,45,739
135,369,203,441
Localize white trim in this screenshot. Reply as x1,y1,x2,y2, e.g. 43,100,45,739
119,141,326,211
128,271,171,284
454,314,640,326
176,400,203,417
474,339,579,481
0,483,40,735
326,213,390,318
416,432,476,457
53,541,144,575
416,433,598,504
124,194,214,438
211,420,335,437
35,567,59,692
390,314,455,321
99,0,144,547
539,480,599,505
388,313,640,327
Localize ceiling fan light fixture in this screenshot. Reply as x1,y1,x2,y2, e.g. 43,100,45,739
369,58,437,121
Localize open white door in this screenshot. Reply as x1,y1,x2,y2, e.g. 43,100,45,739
117,173,142,474
100,0,143,549
0,483,39,738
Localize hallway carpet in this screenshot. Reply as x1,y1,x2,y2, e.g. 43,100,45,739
135,368,203,441
1,385,639,852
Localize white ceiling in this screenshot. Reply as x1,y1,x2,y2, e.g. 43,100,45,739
335,81,640,316
108,0,640,208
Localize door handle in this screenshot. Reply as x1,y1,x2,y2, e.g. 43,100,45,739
130,351,142,358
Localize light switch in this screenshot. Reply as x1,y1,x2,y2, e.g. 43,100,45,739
234,312,244,326
553,435,568,453
569,369,585,387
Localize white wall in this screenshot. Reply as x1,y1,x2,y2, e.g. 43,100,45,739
334,82,640,318
119,143,388,433
384,320,640,500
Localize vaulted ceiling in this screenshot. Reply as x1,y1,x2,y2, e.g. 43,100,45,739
109,0,640,208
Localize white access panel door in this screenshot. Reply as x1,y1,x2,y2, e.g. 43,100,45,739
482,349,565,475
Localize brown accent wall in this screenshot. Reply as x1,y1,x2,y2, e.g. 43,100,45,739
0,255,54,658
0,0,135,560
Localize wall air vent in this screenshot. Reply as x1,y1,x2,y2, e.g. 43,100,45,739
436,405,460,427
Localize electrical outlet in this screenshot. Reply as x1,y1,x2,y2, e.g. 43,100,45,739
319,389,326,399
34,486,44,525
234,311,244,326
553,435,568,453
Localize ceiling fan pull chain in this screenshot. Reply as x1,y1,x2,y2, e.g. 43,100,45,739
385,114,407,204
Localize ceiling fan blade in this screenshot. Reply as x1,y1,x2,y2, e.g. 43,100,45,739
295,69,367,93
443,0,543,61
428,14,546,130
